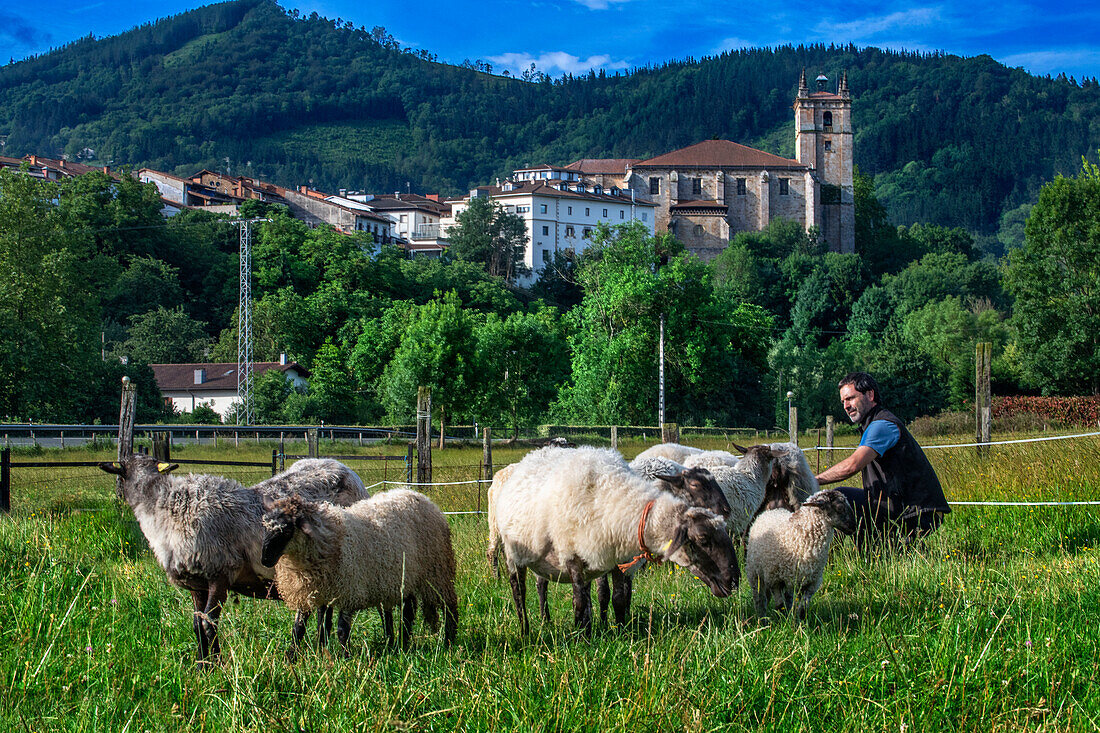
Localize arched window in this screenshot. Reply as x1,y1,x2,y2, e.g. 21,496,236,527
823,111,833,128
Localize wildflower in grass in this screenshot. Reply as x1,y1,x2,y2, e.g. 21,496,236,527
85,645,93,654
881,660,890,668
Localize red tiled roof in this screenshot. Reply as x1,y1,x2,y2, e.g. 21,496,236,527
564,158,639,175
151,362,309,391
632,140,805,170
485,180,656,205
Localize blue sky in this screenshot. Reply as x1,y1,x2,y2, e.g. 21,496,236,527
3,0,1099,81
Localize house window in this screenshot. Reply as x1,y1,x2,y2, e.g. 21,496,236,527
778,178,789,196
585,207,590,216
540,204,547,214
568,206,572,215
542,225,549,236
736,178,747,196
641,213,649,221
582,227,592,238
516,205,530,213
823,111,833,128
565,225,575,237
400,214,408,223
824,140,832,152
620,210,625,219
649,177,660,195
542,249,550,263
602,208,608,218
692,178,702,195
693,224,705,237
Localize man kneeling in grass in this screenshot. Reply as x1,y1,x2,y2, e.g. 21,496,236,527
815,371,951,548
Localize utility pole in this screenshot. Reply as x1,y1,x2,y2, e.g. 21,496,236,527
230,218,269,426
658,313,666,428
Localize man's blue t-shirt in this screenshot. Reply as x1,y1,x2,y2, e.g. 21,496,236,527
859,419,900,457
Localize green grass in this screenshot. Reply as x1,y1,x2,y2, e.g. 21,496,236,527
3,433,1100,730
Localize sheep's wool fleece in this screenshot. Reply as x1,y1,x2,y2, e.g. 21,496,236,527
128,472,265,589
746,508,835,599
628,455,687,480
252,459,369,506
683,450,740,469
494,446,681,581
631,443,704,465
768,443,819,502
275,489,455,613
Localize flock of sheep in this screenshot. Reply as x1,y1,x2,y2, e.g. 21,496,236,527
99,439,855,664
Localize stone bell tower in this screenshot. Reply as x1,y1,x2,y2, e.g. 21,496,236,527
794,70,854,253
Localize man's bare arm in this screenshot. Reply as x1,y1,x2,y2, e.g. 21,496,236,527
815,445,879,485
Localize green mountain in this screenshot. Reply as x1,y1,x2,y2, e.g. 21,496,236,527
3,0,1099,236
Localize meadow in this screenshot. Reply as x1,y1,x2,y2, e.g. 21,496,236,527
2,431,1099,731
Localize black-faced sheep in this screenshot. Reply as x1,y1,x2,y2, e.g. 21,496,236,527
99,455,370,662
745,488,856,621
492,446,738,635
260,490,457,656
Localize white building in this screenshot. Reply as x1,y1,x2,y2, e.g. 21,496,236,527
445,166,657,286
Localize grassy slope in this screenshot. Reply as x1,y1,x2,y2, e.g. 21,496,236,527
2,435,1099,730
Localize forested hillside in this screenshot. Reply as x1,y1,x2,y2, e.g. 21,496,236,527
2,0,1099,241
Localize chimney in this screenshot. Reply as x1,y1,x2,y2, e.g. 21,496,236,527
280,353,288,365
194,368,206,384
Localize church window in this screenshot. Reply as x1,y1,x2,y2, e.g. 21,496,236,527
778,179,789,195
736,178,747,196
649,177,660,195
824,140,832,152
693,224,704,237
692,178,702,195
823,111,833,128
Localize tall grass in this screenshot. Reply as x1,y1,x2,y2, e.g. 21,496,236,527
2,431,1099,730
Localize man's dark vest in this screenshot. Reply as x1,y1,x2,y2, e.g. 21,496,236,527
859,405,951,513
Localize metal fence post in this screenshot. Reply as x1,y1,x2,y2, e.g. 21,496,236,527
271,449,278,477
1,448,10,513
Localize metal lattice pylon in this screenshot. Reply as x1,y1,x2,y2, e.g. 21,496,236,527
237,220,254,426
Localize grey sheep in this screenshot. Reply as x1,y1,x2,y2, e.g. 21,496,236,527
745,489,856,621
260,490,458,656
99,455,369,662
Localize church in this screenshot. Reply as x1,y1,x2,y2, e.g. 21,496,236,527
565,71,855,258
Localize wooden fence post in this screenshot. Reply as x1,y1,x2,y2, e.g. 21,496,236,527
278,434,286,471
417,387,432,486
825,415,835,466
307,429,318,458
116,377,137,497
152,432,171,462
271,449,278,477
610,426,618,451
406,443,415,485
661,423,678,444
1,448,10,513
481,427,492,515
976,341,992,457
788,406,798,446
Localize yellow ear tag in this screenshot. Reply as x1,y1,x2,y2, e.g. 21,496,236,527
157,463,174,473
661,539,674,553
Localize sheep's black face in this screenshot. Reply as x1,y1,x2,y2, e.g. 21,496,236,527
658,468,731,518
675,509,739,597
260,515,296,568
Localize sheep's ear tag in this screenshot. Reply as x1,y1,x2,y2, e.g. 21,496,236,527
661,539,674,553
157,462,179,474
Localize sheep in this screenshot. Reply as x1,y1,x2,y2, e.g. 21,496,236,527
763,442,819,510
98,455,370,662
683,450,741,469
709,443,785,538
485,462,518,578
745,489,856,621
260,489,457,657
492,445,738,635
630,442,705,465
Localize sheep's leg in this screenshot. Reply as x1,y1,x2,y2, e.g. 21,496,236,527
316,606,333,652
336,610,355,657
568,563,593,635
288,610,310,661
751,577,768,617
201,578,229,660
190,588,209,660
442,584,458,644
507,566,530,635
401,595,417,645
536,576,551,622
379,605,395,642
596,575,610,625
610,569,631,626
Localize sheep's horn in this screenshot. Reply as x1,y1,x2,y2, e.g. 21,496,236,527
157,462,180,474
731,443,749,454
99,462,124,475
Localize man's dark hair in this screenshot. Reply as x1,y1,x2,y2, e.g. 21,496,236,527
838,372,881,404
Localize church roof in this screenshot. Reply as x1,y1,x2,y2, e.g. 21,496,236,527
563,158,640,175
631,140,805,170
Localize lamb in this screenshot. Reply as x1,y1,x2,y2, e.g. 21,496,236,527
98,455,370,662
260,489,457,656
745,488,856,620
630,442,704,465
492,445,738,635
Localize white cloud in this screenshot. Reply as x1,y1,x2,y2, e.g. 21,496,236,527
814,7,941,41
570,0,632,9
1001,49,1100,77
712,37,758,54
488,51,630,77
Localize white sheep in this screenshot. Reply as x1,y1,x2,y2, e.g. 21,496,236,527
492,445,738,635
683,450,741,469
745,488,856,620
708,443,784,538
99,455,370,662
260,489,457,656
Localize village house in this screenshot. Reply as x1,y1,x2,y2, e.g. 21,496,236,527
151,357,309,420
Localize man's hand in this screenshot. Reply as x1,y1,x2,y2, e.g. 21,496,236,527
816,445,879,485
